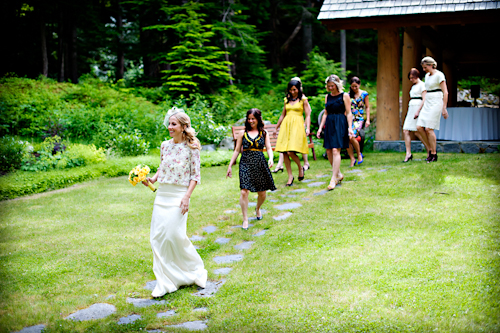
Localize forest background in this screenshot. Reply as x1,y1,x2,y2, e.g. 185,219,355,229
1,0,379,142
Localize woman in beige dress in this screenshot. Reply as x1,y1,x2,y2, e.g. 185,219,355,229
415,56,449,163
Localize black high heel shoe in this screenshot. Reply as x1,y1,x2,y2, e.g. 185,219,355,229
271,166,284,173
402,154,413,163
286,177,294,186
427,153,438,163
256,208,263,220
298,173,304,181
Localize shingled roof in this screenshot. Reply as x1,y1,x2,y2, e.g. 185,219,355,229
318,0,500,20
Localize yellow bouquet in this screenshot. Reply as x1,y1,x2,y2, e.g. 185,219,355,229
128,164,156,192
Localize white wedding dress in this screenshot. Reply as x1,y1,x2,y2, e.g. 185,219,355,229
150,183,207,297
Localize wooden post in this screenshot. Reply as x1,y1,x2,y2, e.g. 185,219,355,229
376,27,400,141
402,27,422,137
442,61,456,107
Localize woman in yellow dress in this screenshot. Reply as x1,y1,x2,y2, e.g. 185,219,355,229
274,78,311,186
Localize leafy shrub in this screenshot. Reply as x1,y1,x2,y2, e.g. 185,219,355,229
301,47,347,96
0,137,26,172
113,129,150,156
21,136,106,171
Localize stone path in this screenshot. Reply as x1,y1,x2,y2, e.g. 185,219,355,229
16,163,392,333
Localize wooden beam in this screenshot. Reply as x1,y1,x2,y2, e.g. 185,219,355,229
402,27,422,138
321,10,500,31
376,27,401,141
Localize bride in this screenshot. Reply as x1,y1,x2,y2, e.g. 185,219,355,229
143,107,207,297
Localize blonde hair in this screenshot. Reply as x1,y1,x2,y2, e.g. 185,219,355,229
169,112,201,150
325,74,344,93
421,56,437,69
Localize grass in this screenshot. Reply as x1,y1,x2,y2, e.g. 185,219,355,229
0,152,499,332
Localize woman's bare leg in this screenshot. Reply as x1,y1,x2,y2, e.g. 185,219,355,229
287,152,303,179
302,153,310,170
256,191,266,218
240,189,249,228
414,130,431,154
403,130,412,158
346,144,356,167
425,128,437,154
283,153,294,184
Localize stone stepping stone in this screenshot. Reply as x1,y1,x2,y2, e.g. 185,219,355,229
307,182,326,187
194,307,208,312
214,267,233,275
378,169,387,172
275,202,302,210
224,209,237,214
316,174,329,178
366,167,374,170
231,223,254,229
147,330,162,333
190,235,205,241
253,230,267,237
268,199,279,202
14,325,46,333
215,237,231,244
313,190,329,196
302,197,311,201
289,189,307,193
248,202,257,207
167,320,208,331
118,314,141,324
106,295,115,300
234,241,255,250
346,169,363,173
65,303,116,321
273,212,293,221
301,179,314,183
203,226,217,234
144,280,157,291
286,195,297,198
213,254,243,264
126,298,167,308
192,280,226,298
157,310,176,318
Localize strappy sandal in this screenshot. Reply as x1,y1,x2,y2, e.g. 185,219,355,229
271,166,284,173
327,178,338,191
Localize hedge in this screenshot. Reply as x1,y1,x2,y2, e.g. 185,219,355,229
0,150,236,200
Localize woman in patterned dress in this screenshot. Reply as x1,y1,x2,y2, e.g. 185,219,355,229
142,107,207,297
348,76,369,166
227,109,276,230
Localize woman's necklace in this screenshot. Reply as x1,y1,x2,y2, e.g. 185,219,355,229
289,95,298,102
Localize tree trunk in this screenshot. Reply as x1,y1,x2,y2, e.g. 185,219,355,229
57,7,65,82
116,1,124,80
302,2,313,68
221,1,234,85
69,20,78,83
40,18,48,77
340,30,346,76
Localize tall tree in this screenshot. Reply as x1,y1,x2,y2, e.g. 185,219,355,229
147,1,232,94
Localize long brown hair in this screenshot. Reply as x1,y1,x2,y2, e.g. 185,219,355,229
245,108,265,136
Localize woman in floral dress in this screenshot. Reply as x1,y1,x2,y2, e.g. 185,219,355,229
143,107,207,297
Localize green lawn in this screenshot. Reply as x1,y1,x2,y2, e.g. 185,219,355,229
1,152,499,332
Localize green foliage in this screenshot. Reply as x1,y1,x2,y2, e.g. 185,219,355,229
21,136,106,172
113,129,150,156
148,1,232,94
457,76,500,96
0,137,27,172
301,47,347,96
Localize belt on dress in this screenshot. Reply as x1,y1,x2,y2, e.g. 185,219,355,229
243,148,263,152
427,89,442,93
410,97,422,100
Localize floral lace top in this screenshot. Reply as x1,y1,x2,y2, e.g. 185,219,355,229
157,139,201,186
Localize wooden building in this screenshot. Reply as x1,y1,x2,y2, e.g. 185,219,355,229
318,0,500,143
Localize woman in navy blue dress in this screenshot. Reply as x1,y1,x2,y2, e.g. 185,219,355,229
316,75,354,190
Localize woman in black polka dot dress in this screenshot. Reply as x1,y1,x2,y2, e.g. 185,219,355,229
227,109,276,230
